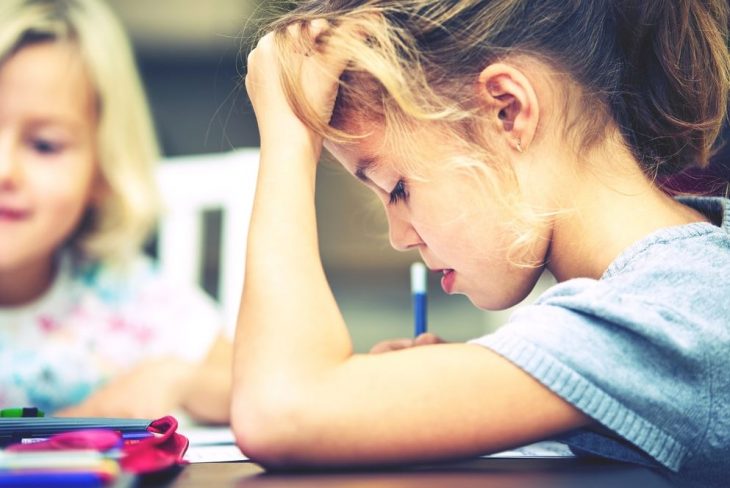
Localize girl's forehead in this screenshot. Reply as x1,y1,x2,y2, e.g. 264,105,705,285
325,123,458,182
0,41,96,128
324,137,379,177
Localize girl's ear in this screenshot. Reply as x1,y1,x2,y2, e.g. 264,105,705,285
477,62,539,154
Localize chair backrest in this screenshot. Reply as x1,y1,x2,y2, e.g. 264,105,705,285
155,148,259,336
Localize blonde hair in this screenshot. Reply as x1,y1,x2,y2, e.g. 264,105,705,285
0,0,161,265
267,0,730,264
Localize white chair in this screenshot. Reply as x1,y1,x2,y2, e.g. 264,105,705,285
155,148,259,336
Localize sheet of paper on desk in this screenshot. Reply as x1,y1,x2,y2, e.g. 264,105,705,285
485,441,575,458
178,425,248,463
180,425,235,446
178,425,574,463
184,444,249,463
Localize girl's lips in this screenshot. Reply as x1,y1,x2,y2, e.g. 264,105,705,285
0,208,30,220
440,269,456,294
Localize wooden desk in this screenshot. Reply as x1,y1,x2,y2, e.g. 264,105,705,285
166,458,673,487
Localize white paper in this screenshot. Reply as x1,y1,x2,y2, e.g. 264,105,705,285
178,425,236,446
178,425,248,463
183,444,248,463
484,441,575,458
178,424,574,463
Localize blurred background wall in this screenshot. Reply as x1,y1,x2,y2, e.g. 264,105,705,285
106,0,729,352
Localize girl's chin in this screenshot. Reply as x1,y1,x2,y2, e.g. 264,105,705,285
466,288,521,312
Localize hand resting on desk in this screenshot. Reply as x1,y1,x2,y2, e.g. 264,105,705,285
55,358,195,419
55,336,232,421
369,333,446,354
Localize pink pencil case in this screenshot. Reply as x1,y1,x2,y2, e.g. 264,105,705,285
6,415,189,475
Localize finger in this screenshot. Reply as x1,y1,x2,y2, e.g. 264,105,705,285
246,48,255,70
286,22,300,42
414,332,446,346
286,19,330,55
286,22,313,56
370,338,415,354
308,18,331,49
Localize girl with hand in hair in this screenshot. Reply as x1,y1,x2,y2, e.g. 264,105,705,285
236,1,730,485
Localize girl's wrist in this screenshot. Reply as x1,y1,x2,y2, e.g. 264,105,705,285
260,131,324,168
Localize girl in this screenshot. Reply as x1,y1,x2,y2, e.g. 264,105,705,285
236,0,730,485
0,0,231,423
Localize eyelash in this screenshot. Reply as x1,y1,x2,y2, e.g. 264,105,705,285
388,179,408,205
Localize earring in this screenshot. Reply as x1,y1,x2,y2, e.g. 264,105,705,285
515,140,523,153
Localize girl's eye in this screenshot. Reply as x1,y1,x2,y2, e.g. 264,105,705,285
389,179,408,205
31,138,64,155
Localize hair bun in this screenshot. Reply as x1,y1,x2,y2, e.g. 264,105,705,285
610,0,730,176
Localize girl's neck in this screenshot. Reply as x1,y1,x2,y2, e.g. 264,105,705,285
545,142,709,282
0,254,57,307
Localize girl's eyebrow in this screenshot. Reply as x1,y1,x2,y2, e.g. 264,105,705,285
26,117,86,131
355,156,379,182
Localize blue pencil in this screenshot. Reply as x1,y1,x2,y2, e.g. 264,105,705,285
410,262,427,337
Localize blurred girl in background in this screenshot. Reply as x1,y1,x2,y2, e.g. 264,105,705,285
0,0,231,422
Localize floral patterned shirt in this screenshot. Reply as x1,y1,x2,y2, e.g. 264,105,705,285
0,252,222,414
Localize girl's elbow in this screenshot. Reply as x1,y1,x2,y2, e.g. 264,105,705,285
231,412,290,468
230,385,309,468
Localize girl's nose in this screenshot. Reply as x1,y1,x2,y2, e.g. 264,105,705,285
387,211,423,251
0,142,22,189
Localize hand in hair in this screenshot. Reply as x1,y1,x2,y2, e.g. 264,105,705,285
246,19,348,151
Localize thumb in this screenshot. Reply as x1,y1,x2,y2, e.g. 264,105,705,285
369,337,415,354
414,332,446,346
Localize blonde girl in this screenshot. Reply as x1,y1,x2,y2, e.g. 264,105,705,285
0,0,230,422
236,0,730,485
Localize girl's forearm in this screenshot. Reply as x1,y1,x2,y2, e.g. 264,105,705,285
235,140,353,387
235,29,357,452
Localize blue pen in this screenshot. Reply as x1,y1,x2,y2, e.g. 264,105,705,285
411,262,427,337
0,472,108,487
